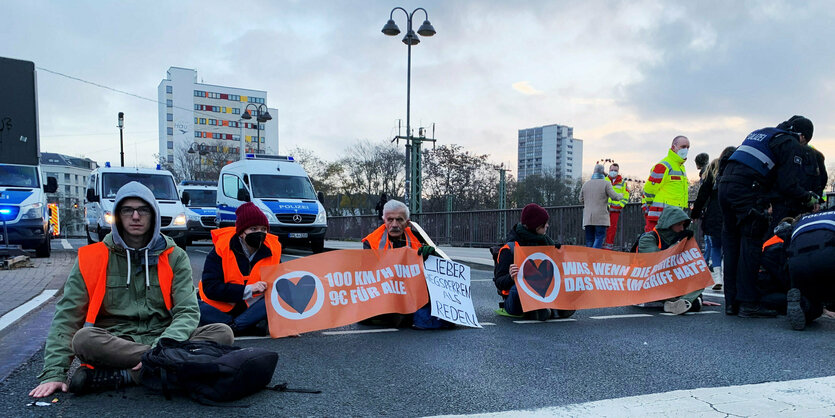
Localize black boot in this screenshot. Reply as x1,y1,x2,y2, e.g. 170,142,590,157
786,288,806,331
738,303,778,318
69,367,132,395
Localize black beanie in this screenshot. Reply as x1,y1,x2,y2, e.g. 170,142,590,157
787,115,813,141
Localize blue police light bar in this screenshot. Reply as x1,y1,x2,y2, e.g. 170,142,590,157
180,180,218,186
0,209,11,214
156,164,162,170
245,154,295,162
105,162,111,168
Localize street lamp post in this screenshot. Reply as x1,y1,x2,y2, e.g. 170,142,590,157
117,112,125,167
241,103,272,155
187,142,209,180
382,7,436,214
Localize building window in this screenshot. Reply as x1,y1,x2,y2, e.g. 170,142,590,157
64,185,71,193
166,99,173,107
233,108,240,115
167,141,174,149
232,134,240,141
194,104,200,110
259,123,264,131
209,119,217,126
167,155,174,163
200,118,206,124
64,173,70,181
167,127,173,135
167,113,173,121
195,131,201,137
166,85,172,94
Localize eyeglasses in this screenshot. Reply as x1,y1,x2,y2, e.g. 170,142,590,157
119,206,152,217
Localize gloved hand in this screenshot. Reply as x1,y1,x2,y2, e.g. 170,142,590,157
807,193,821,208
676,229,695,241
417,245,437,261
554,243,562,250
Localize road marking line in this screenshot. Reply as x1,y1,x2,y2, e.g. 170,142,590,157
471,279,492,282
589,314,654,320
0,289,58,332
513,318,577,324
60,239,72,249
480,322,496,326
322,328,399,335
193,249,209,254
702,292,724,298
659,310,721,316
235,336,271,340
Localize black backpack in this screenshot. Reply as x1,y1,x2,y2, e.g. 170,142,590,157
140,338,286,404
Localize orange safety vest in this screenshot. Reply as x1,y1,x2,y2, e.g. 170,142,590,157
496,242,519,296
762,235,784,251
77,242,174,327
635,229,663,253
199,227,283,312
362,224,422,250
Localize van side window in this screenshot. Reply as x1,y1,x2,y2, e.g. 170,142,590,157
87,174,96,195
222,174,243,199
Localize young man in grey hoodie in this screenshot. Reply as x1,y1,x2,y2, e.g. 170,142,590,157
30,182,233,398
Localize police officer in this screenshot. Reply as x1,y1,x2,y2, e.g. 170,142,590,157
719,116,818,318
786,210,835,330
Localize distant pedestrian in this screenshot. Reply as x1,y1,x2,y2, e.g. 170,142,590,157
603,163,629,250
580,164,624,248
644,136,690,232
375,192,388,220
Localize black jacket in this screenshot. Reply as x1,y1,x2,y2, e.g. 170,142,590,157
201,235,275,315
691,167,723,237
722,132,811,204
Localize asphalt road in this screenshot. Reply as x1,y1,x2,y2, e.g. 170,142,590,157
1,240,834,416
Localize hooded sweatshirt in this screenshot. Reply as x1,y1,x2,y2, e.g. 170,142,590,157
637,206,691,253
38,182,198,384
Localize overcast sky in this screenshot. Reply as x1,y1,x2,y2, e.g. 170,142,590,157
3,0,834,180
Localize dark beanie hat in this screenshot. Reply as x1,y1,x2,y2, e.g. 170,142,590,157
235,202,269,234
520,203,549,229
786,115,813,141
694,153,709,167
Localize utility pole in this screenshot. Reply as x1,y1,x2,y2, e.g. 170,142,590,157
497,164,507,238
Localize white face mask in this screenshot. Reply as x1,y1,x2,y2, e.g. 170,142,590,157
609,171,618,178
676,148,689,159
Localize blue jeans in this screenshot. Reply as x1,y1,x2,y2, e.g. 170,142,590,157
705,234,722,269
198,297,267,332
504,285,523,315
585,225,607,248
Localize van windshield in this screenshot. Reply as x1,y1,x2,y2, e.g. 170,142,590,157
250,175,317,200
0,164,39,188
184,189,217,207
102,173,179,200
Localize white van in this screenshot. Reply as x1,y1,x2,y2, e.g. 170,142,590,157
84,164,188,247
178,180,218,245
217,154,327,252
0,163,58,257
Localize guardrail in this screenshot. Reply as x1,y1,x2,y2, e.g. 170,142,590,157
325,202,700,250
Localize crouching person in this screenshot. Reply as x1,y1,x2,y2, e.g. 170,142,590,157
637,206,703,315
786,210,835,330
494,204,570,321
361,200,453,329
29,182,233,398
198,202,281,336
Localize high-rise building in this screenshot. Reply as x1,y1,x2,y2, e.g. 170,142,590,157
157,67,278,165
517,124,583,181
40,152,98,236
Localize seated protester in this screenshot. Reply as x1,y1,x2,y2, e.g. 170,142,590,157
361,199,453,329
757,219,794,314
29,182,233,398
198,202,281,336
494,203,568,321
637,206,703,315
786,210,835,330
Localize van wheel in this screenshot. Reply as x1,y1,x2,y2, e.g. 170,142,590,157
35,236,51,258
311,239,325,254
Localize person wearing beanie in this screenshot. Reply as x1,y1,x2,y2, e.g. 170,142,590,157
719,115,820,318
581,164,624,248
493,203,573,321
695,153,710,177
198,202,283,336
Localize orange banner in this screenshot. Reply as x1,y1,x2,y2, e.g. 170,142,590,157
513,238,713,311
260,247,428,338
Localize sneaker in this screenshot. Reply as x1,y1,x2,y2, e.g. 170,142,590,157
663,299,691,315
551,309,576,319
738,303,778,318
712,283,723,291
688,297,702,313
534,309,551,321
69,367,131,395
786,288,806,331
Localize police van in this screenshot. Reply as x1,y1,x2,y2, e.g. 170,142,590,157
217,154,327,252
84,163,188,247
178,180,218,245
0,163,57,257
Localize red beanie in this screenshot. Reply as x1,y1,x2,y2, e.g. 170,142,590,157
235,202,269,235
520,203,549,229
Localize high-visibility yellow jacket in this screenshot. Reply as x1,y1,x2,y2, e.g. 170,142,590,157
644,149,689,212
607,175,630,212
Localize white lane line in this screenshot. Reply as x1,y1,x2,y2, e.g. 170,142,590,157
589,314,654,320
513,318,577,324
659,310,721,316
234,336,272,340
702,292,724,298
480,322,496,326
322,328,399,336
471,279,493,282
0,289,58,332
60,239,72,249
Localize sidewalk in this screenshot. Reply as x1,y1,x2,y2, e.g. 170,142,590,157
0,250,75,318
325,240,494,267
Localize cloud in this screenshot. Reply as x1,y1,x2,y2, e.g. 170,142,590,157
512,81,544,96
